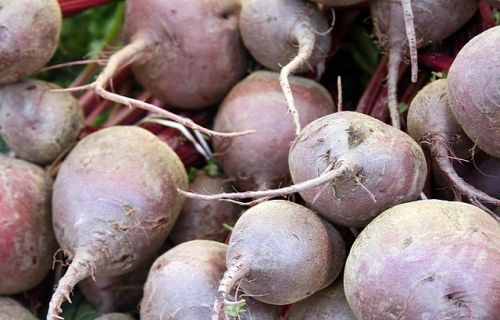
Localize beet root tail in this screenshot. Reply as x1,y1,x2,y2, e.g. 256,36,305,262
46,253,94,320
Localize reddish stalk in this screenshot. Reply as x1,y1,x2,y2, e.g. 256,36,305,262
356,55,388,115
59,0,115,17
419,52,454,72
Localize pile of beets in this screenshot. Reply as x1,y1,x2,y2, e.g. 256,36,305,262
1,0,499,319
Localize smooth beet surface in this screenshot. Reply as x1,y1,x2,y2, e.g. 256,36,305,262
0,79,84,165
47,126,188,319
288,279,356,320
0,156,56,295
0,298,37,320
344,200,500,320
140,240,281,320
213,71,334,191
447,25,500,158
215,200,345,318
120,0,248,110
0,0,61,85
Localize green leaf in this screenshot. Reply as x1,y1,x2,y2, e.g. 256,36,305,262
59,290,98,320
225,299,246,318
187,167,198,183
204,159,220,178
398,103,409,114
0,135,9,154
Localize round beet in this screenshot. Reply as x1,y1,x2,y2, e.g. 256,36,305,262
47,126,188,319
181,112,427,227
0,0,61,85
214,200,345,319
140,240,281,320
213,71,334,191
288,279,356,320
240,0,331,133
0,298,37,320
344,199,500,319
0,79,84,165
289,111,427,227
370,0,477,128
92,0,248,110
447,25,500,158
407,79,500,215
0,156,56,295
169,171,241,244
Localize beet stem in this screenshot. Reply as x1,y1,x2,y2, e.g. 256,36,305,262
387,44,403,129
279,24,316,136
432,140,500,217
213,261,249,320
47,253,94,320
178,162,354,201
400,0,418,82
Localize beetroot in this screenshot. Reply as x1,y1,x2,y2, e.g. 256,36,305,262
0,298,37,320
90,0,248,110
447,25,500,158
140,240,281,320
0,79,84,165
0,156,56,295
181,111,427,227
214,200,345,319
288,279,356,320
288,111,426,226
47,126,188,319
0,0,61,85
169,170,241,244
407,79,500,214
239,0,332,134
370,0,477,128
344,199,500,319
213,71,334,191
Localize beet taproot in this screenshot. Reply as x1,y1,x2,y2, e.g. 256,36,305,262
447,25,500,158
0,0,61,85
407,78,499,215
213,200,345,319
140,240,281,320
169,170,241,244
47,126,188,319
344,199,500,319
370,0,477,128
0,79,84,165
213,71,334,191
0,156,56,295
239,0,332,134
